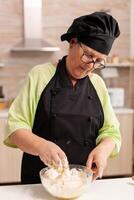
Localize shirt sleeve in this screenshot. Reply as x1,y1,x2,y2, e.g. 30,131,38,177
91,74,121,157
4,71,35,147
4,63,56,148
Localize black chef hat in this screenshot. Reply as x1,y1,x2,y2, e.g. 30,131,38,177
61,12,120,55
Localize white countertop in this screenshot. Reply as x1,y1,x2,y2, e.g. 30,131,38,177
0,178,134,200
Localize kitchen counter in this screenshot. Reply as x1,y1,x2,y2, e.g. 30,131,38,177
0,108,134,118
0,109,8,118
0,177,134,200
114,107,134,114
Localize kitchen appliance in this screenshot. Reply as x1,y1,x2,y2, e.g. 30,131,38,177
108,88,124,107
11,0,60,52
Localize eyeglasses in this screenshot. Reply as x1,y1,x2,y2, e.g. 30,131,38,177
79,43,106,69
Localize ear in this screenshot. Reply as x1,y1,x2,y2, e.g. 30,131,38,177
69,38,78,48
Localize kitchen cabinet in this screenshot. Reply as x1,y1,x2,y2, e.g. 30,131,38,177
0,108,134,183
103,109,134,177
0,116,22,183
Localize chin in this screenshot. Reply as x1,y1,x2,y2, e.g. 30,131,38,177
73,74,87,79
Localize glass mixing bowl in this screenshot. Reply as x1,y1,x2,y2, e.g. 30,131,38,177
40,164,92,199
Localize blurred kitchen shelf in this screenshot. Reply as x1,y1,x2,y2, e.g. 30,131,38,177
11,39,60,52
106,63,134,67
114,107,134,114
0,109,8,118
0,63,5,68
0,72,26,77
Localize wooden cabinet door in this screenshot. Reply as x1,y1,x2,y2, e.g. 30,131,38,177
103,113,134,176
0,118,22,183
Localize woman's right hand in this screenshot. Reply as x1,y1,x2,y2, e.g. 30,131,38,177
9,129,67,169
37,139,67,168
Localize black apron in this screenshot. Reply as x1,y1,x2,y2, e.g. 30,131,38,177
21,56,104,184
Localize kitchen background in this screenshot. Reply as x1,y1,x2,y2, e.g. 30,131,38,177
0,0,134,184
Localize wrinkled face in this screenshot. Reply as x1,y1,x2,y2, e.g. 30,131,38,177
66,38,107,80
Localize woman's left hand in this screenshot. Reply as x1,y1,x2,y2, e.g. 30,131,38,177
86,137,116,181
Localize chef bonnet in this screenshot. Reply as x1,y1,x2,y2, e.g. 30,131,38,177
61,12,120,55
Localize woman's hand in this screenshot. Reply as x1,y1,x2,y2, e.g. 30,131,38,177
86,145,107,181
86,137,116,181
37,139,67,168
10,129,67,169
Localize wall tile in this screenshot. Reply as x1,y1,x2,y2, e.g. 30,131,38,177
0,0,133,107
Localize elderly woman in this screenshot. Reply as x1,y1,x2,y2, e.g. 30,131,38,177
4,11,121,184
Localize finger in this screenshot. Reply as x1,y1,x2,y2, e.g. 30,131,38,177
98,166,103,178
39,154,45,163
96,161,104,177
39,152,53,167
61,157,69,168
86,156,94,172
41,156,51,166
92,172,99,181
58,150,67,160
52,153,62,167
92,163,103,181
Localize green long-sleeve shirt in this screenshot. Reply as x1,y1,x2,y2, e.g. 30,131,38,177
4,63,121,157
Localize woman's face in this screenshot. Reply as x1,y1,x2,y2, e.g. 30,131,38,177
66,38,107,80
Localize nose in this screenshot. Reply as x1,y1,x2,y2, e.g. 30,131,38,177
86,62,94,69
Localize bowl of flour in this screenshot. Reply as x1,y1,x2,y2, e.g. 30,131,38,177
40,164,92,199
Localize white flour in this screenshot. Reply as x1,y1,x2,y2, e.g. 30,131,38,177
42,167,87,198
